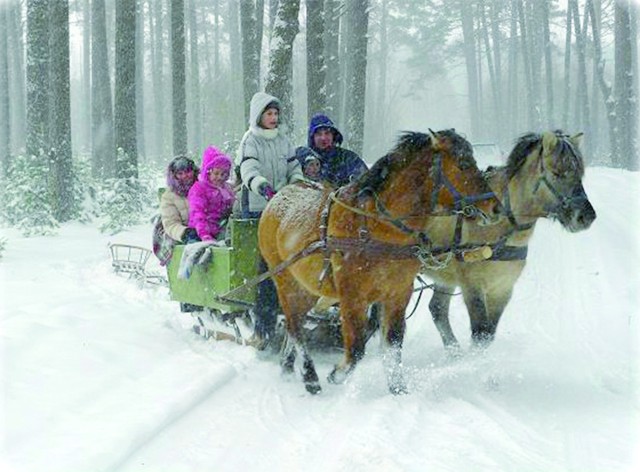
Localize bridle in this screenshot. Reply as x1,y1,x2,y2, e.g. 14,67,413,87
531,138,586,221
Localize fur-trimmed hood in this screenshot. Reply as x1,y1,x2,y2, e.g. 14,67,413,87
166,156,198,197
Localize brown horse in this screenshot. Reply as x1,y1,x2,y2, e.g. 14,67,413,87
423,131,596,350
258,129,503,394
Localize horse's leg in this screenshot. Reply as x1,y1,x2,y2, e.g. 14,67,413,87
327,296,370,384
280,331,296,375
380,286,413,395
272,271,321,394
482,287,514,342
461,287,494,347
428,284,460,352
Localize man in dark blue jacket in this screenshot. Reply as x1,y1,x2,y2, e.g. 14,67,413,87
307,113,368,187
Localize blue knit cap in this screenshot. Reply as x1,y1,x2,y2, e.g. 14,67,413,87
308,113,344,148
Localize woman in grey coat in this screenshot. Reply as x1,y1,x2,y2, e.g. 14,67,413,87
237,92,303,349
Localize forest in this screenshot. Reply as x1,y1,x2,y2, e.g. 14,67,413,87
0,0,637,235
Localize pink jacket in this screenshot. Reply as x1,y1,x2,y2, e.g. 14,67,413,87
187,147,235,240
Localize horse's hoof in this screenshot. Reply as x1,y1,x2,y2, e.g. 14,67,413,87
444,344,463,359
327,366,347,384
389,382,408,395
305,382,322,395
280,363,295,376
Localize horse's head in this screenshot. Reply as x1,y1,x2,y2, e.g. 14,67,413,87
426,129,503,225
513,131,596,232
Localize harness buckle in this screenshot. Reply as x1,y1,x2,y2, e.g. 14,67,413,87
460,205,478,218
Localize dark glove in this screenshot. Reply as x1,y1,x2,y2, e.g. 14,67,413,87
182,227,200,243
259,183,276,201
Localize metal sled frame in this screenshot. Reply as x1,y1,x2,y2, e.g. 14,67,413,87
108,243,166,286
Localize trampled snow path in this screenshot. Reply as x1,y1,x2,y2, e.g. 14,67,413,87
1,167,638,472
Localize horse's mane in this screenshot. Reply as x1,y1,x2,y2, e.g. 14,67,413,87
506,130,585,179
353,129,476,196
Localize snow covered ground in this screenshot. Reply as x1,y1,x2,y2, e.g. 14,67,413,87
1,166,638,472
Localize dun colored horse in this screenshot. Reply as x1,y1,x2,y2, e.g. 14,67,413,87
423,131,596,350
258,129,503,394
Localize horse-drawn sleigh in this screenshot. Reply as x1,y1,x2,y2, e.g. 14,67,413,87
165,128,596,395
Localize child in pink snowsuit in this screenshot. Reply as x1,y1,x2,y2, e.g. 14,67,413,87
187,146,235,241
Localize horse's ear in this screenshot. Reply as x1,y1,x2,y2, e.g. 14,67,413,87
569,132,584,149
427,128,441,151
541,131,558,155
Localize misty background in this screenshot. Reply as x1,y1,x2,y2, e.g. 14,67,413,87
0,0,637,236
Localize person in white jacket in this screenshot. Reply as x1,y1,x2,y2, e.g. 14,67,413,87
237,91,304,216
237,91,304,348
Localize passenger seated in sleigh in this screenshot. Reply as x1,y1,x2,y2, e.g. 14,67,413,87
179,146,236,280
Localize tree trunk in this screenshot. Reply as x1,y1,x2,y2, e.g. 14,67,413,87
265,0,300,132
187,0,202,153
570,0,591,148
81,0,91,155
541,0,553,126
151,0,167,161
337,3,348,126
0,4,10,176
507,0,520,140
306,0,326,119
49,0,73,221
323,0,341,117
228,0,245,135
135,0,146,162
614,0,638,170
255,0,264,71
377,0,388,147
587,0,616,163
561,2,572,130
171,0,187,156
26,0,50,158
8,2,25,156
344,0,368,156
478,0,500,139
91,0,114,177
460,0,480,138
240,0,260,123
489,0,503,142
115,0,138,178
515,0,535,129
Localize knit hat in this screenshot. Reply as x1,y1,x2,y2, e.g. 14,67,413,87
201,146,232,177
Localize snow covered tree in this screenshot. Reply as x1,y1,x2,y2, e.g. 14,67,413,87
265,0,300,131
0,151,59,236
614,0,638,170
171,0,187,156
26,0,50,159
187,0,202,153
240,0,261,123
344,0,368,156
323,0,341,117
115,0,138,179
91,0,114,178
0,3,10,177
306,0,326,119
97,149,156,235
136,0,146,162
49,0,73,222
7,2,25,158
